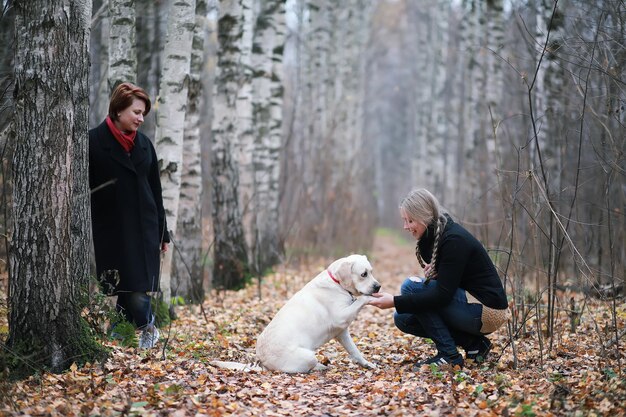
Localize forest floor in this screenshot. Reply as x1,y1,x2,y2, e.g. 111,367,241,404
1,230,625,416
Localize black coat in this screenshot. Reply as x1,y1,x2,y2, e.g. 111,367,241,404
394,216,508,314
89,121,170,295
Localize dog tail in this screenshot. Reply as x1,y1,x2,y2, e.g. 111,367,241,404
210,360,264,372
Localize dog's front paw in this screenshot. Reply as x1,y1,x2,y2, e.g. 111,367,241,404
360,295,375,305
361,360,377,369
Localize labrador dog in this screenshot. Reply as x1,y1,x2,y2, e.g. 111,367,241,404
212,254,380,373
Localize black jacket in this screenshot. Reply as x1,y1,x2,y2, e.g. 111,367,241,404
394,216,507,314
89,121,169,295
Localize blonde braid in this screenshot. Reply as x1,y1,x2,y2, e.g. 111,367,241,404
424,214,447,284
400,188,447,284
415,241,426,270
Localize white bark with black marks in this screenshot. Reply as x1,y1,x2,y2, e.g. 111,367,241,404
154,0,196,302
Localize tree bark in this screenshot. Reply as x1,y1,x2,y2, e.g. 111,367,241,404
108,0,137,89
211,0,250,289
250,0,286,274
154,0,196,303
8,0,106,376
173,0,207,304
136,0,166,139
89,0,109,128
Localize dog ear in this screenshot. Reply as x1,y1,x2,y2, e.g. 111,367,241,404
336,260,353,281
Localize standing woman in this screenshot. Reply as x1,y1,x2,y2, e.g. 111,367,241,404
89,82,169,348
369,188,508,368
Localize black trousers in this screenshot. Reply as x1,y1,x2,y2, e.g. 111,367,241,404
116,292,154,329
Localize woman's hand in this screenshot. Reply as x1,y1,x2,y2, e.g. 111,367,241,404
368,292,395,309
161,242,169,253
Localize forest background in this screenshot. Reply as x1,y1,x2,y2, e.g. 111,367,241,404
0,0,624,415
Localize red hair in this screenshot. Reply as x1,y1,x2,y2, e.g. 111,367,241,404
108,82,151,121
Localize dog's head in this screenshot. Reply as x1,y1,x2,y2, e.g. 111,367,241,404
329,254,381,296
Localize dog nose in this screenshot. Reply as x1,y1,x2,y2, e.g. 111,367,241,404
373,283,381,293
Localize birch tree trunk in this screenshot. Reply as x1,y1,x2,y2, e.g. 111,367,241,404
173,0,207,304
8,0,105,376
305,0,334,247
211,0,250,289
108,0,136,90
430,0,450,200
485,0,504,147
457,0,477,217
251,0,286,274
236,0,256,262
468,0,486,224
408,1,430,189
155,0,196,303
536,0,565,194
89,0,110,127
481,0,505,239
136,0,166,139
201,1,219,289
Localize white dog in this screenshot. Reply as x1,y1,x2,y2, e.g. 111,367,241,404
212,254,381,373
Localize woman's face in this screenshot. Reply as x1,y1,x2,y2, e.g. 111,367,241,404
116,98,146,133
400,208,427,240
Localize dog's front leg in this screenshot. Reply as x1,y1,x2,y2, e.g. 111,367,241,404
335,328,376,369
337,295,371,327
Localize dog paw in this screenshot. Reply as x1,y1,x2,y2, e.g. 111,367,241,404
361,360,377,369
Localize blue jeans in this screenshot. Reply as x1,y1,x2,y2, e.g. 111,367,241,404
116,292,154,329
394,278,483,356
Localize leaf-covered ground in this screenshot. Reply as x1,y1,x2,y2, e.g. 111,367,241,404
1,233,625,416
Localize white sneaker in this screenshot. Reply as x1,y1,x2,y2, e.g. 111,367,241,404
138,325,160,348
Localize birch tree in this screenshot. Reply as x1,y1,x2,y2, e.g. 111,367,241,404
136,0,167,139
8,0,105,376
89,0,110,127
211,0,250,289
429,0,450,200
536,0,566,193
467,0,486,223
250,0,286,273
173,0,207,304
108,0,137,90
406,0,430,192
155,0,196,302
235,0,256,265
456,0,479,214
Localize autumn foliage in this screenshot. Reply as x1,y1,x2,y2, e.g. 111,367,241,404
1,235,624,416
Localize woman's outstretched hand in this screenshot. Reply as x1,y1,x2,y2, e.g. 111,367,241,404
368,292,395,309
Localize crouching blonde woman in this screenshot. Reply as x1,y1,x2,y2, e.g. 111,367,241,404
369,188,509,368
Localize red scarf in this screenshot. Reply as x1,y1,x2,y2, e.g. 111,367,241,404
105,116,136,153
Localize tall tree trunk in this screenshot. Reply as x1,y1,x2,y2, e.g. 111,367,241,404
8,0,105,376
469,0,486,225
173,0,208,304
89,0,110,128
201,0,219,290
250,0,286,274
483,0,505,239
236,0,256,264
211,0,250,289
154,0,196,303
108,0,137,89
136,0,166,139
533,0,567,340
407,0,429,191
431,0,450,200
457,0,477,219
